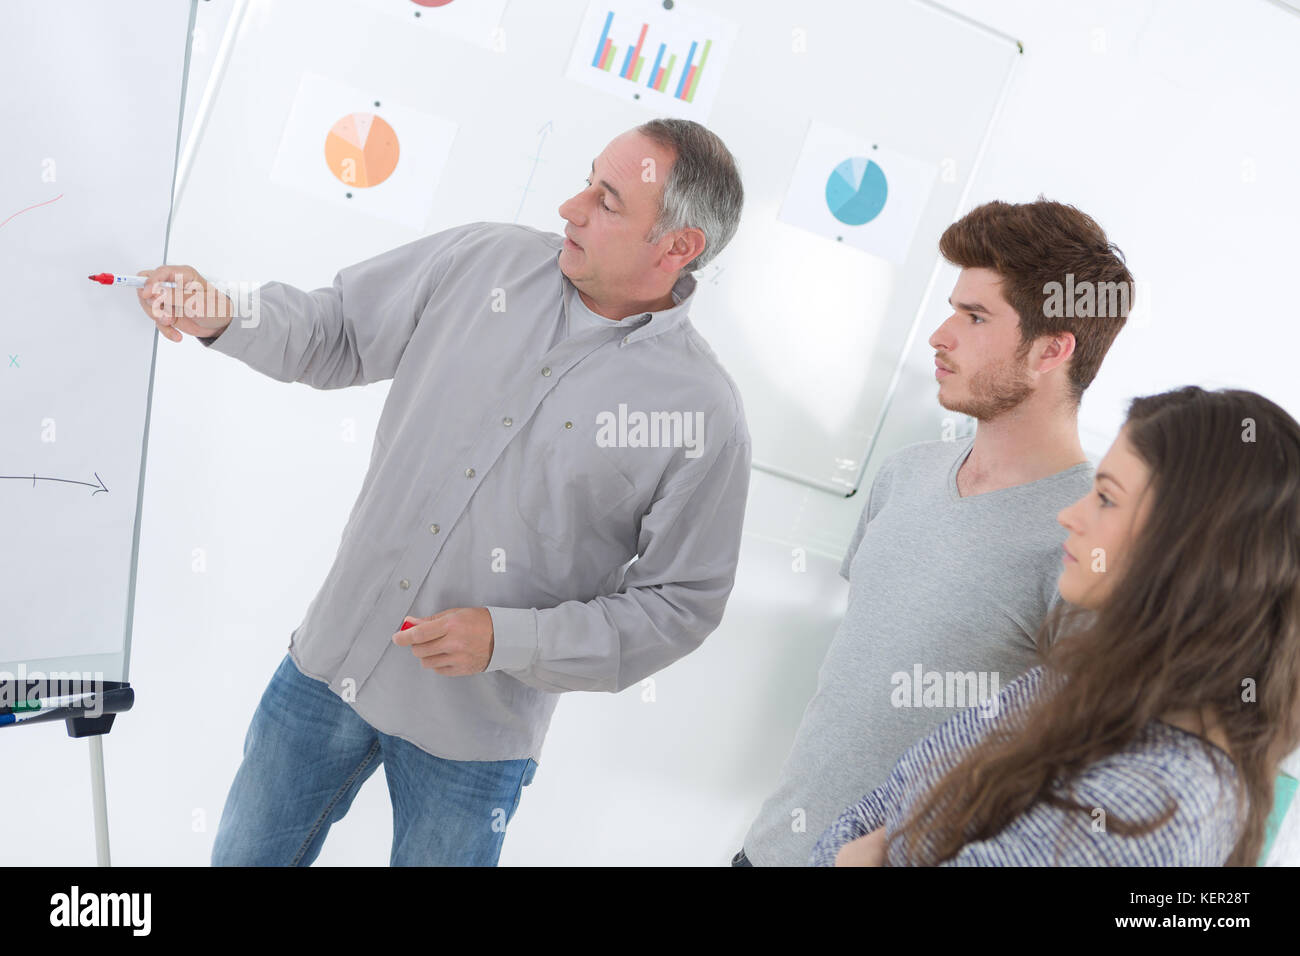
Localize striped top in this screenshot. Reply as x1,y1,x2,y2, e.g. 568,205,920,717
809,666,1243,866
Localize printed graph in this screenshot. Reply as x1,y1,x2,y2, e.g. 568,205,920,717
324,113,400,188
566,0,738,121
269,72,457,231
779,121,938,265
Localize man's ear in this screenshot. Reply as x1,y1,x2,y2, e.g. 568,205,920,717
1036,331,1077,374
664,227,706,272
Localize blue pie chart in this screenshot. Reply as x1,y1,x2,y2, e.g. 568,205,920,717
826,157,888,226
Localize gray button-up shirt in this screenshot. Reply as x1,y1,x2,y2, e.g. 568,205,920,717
198,221,752,762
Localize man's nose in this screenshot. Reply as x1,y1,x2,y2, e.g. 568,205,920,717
558,195,584,224
928,315,958,350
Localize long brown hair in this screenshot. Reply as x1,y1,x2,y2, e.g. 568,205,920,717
891,386,1300,865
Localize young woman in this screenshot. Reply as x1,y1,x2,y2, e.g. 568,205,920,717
812,386,1300,866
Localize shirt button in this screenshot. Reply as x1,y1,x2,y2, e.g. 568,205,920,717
502,417,512,427
542,367,551,376
399,579,410,590
465,467,475,478
565,421,573,429
429,523,439,534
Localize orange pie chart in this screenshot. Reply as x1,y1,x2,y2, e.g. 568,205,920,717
325,113,400,188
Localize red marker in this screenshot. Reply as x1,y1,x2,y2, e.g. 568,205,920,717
400,619,417,631
88,273,175,288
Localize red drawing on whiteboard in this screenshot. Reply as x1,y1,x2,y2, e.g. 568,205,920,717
0,193,64,231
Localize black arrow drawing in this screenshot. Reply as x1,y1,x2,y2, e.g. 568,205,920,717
0,472,108,495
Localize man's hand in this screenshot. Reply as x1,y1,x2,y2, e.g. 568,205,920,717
834,826,887,867
393,607,495,676
134,264,235,342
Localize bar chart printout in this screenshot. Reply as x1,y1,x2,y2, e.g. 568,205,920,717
565,0,738,121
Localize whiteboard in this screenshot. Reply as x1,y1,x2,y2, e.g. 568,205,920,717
0,1,195,681
172,0,1018,498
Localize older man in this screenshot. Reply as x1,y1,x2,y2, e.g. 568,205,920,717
139,119,750,866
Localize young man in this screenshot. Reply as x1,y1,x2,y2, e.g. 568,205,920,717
138,119,751,866
737,199,1135,866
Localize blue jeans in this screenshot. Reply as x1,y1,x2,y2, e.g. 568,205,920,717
212,653,537,866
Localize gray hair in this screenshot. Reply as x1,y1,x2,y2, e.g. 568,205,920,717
636,118,743,273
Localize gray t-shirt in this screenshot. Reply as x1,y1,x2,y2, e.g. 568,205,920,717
743,436,1095,866
564,278,679,336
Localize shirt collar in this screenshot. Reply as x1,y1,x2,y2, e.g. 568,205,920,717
559,263,697,347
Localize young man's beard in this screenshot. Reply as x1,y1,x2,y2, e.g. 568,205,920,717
940,354,1034,422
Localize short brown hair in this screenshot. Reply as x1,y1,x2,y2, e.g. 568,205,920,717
938,198,1134,405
